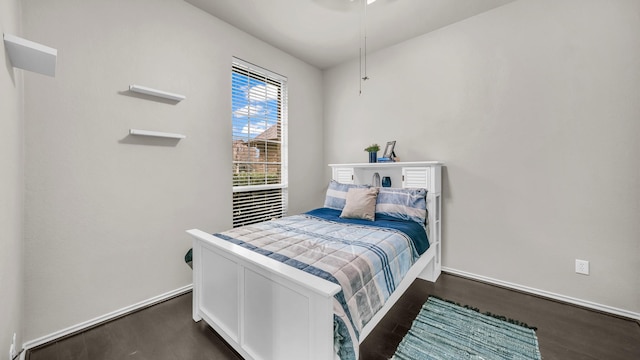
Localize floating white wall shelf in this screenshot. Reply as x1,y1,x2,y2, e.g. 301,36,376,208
3,33,57,77
129,84,186,102
129,129,186,139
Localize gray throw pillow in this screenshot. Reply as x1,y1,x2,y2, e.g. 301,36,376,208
340,187,379,221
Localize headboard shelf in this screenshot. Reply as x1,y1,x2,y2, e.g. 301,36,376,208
328,161,442,194
328,161,443,168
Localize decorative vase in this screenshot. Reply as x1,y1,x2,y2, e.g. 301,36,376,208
372,172,381,187
382,176,391,187
368,152,377,163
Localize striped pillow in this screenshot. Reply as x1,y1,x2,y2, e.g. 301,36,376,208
324,180,369,210
375,187,428,225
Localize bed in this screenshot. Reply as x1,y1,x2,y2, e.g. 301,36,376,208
187,162,442,360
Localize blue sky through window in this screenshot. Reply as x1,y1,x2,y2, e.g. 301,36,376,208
232,71,280,141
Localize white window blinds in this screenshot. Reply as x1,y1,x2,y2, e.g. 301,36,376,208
231,59,288,227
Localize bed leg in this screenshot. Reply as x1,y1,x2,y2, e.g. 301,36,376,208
418,256,441,282
192,236,202,322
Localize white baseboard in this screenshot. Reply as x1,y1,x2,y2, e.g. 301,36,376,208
442,267,640,321
22,284,193,352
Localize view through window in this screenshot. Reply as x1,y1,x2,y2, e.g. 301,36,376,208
231,59,288,227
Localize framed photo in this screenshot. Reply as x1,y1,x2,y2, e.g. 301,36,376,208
383,141,396,158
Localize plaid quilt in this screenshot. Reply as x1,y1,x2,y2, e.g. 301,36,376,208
213,208,429,360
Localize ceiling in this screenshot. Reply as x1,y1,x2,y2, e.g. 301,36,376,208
186,0,515,69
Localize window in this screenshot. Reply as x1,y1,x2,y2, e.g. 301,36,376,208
231,59,288,227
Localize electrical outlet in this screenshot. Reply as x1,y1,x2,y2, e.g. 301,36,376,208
575,259,590,275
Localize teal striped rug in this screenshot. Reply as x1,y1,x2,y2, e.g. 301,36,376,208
392,297,542,360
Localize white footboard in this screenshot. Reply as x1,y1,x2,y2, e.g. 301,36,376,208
187,226,441,360
187,229,341,360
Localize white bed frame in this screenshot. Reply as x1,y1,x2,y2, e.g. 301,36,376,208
187,161,442,360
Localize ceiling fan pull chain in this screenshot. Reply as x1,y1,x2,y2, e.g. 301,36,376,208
358,0,370,95
363,0,369,82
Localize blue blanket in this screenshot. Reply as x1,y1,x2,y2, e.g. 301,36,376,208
211,208,430,359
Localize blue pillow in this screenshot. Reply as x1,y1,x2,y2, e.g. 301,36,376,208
375,187,427,225
323,180,369,211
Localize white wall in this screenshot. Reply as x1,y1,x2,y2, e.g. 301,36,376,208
0,0,24,354
324,0,640,314
21,0,324,341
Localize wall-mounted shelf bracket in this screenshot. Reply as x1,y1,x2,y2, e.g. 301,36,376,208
129,129,186,139
3,33,57,77
129,84,186,102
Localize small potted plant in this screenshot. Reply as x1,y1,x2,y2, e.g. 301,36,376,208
364,143,380,163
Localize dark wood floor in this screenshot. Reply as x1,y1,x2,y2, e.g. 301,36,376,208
28,273,640,360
